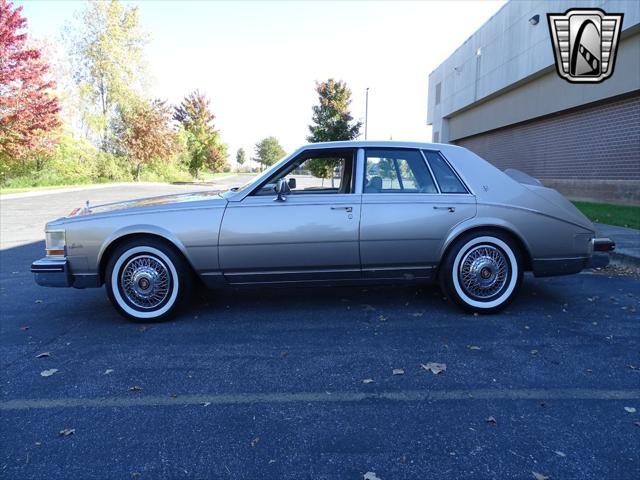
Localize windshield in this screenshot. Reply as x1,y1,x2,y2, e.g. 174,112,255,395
219,151,294,198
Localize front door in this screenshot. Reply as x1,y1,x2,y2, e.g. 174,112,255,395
359,148,476,280
219,148,361,283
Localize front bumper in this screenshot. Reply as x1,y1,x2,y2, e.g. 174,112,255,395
31,257,72,287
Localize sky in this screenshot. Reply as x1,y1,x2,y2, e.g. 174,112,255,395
16,0,506,165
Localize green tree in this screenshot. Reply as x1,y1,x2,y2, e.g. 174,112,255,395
254,136,285,171
65,0,148,151
118,99,177,180
307,79,361,143
306,157,337,181
236,147,246,167
174,90,227,178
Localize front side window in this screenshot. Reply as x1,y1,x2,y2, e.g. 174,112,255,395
253,149,354,196
364,149,437,194
423,150,468,194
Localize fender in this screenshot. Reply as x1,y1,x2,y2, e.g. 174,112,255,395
97,224,195,273
440,216,533,262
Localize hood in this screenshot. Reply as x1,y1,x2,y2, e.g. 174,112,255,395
67,190,224,218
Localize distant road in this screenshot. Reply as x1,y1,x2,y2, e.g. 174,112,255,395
0,175,255,250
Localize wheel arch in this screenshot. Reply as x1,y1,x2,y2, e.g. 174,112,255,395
98,228,195,285
438,221,533,276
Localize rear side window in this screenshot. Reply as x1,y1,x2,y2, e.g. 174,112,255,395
364,149,438,194
423,150,468,193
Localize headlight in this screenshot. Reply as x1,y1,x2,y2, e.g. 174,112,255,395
45,230,66,257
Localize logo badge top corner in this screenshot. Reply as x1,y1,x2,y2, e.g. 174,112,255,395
547,8,623,84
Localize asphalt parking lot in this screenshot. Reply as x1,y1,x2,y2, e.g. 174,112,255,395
1,183,639,480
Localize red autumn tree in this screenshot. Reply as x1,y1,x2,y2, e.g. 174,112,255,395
119,99,178,180
0,0,60,172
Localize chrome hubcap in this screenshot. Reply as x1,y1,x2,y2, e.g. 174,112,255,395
459,245,508,299
120,255,170,309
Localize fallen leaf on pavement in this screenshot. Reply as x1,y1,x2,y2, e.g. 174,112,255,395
20,326,29,331
128,386,143,392
532,472,549,480
364,472,381,480
362,304,376,312
378,315,387,322
202,402,211,407
138,326,147,332
251,436,260,447
467,345,481,350
410,312,423,317
392,368,404,376
40,369,58,377
485,416,497,425
36,352,50,358
554,451,566,457
421,362,447,375
35,299,43,304
362,378,374,384
624,406,636,413
530,350,539,355
59,428,75,437
104,369,114,375
634,421,640,428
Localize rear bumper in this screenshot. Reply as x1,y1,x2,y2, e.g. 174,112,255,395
532,256,591,277
31,257,72,287
533,253,611,277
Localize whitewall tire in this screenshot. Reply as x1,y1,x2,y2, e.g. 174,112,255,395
105,239,192,322
440,231,523,313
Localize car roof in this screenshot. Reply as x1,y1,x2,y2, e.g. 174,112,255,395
297,140,453,151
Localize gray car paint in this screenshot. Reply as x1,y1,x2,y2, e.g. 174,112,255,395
41,141,597,288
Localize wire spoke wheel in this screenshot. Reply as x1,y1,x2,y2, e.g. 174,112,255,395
458,244,509,300
119,255,171,310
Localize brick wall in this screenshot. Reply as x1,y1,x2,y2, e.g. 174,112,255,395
455,93,640,204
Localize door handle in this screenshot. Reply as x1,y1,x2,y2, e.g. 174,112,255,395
433,206,456,213
331,206,353,212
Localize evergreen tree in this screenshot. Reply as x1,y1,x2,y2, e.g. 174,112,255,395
307,79,361,143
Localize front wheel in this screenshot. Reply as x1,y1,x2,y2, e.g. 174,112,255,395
439,231,523,313
105,238,192,322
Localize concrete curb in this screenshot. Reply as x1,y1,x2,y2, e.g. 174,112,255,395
609,252,640,268
595,223,640,269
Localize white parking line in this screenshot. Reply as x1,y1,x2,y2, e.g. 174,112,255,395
2,388,639,410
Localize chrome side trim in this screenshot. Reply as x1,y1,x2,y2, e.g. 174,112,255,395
478,201,595,231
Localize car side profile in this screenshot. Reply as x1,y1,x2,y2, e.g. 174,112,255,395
32,141,614,321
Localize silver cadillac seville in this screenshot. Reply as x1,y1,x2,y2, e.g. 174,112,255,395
32,141,614,321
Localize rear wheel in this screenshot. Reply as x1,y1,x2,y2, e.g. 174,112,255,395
439,231,523,313
105,238,192,322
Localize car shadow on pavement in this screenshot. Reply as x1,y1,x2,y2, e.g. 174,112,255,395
1,240,601,329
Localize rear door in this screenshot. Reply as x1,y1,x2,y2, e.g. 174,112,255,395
360,148,476,280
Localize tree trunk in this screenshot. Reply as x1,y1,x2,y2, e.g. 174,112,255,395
136,163,141,181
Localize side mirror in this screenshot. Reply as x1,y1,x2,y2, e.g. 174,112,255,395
273,178,291,201
288,177,297,189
